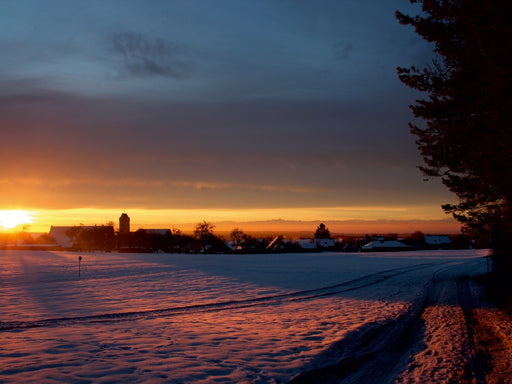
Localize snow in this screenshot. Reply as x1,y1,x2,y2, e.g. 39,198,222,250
361,239,411,250
0,249,504,383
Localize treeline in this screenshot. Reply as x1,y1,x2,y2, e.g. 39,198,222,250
117,222,303,253
1,222,487,253
62,222,275,253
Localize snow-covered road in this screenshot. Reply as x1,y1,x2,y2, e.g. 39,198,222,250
290,253,512,384
2,249,508,383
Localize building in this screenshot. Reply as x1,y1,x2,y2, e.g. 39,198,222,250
315,238,336,248
361,239,413,252
424,235,451,249
297,238,317,249
119,213,130,234
297,238,337,250
49,225,115,250
49,225,93,249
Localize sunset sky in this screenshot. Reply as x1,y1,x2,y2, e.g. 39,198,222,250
0,0,460,234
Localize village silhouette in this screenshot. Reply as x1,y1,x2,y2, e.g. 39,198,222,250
0,212,482,254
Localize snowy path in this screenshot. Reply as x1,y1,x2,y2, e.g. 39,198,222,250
290,258,512,384
1,249,509,383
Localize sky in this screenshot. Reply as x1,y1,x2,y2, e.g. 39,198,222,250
0,0,460,234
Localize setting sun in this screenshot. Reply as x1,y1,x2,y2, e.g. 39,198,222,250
0,210,34,230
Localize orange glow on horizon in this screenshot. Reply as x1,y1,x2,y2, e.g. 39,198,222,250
0,210,35,230
8,206,461,235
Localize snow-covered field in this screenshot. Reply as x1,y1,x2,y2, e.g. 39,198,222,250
0,249,492,383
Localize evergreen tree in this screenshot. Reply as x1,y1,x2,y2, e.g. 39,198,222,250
396,1,512,273
314,223,331,239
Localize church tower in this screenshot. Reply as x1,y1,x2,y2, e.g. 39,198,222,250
119,213,130,234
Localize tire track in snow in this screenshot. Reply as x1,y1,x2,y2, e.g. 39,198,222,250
288,261,488,384
0,262,443,331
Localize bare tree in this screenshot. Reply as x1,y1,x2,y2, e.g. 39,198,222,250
194,221,216,252
230,228,245,247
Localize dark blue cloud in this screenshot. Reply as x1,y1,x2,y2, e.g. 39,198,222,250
107,32,194,79
0,0,451,214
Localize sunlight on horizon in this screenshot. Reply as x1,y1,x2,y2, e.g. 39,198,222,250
13,206,460,234
0,210,35,230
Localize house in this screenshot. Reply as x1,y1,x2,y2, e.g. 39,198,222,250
297,238,317,250
361,239,413,252
266,236,284,251
297,238,337,250
315,238,336,248
49,225,115,250
424,235,451,249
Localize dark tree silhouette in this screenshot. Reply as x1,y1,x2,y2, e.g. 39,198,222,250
194,221,216,252
405,231,426,248
35,233,56,244
314,223,331,239
229,228,259,251
66,225,115,251
397,1,512,273
230,228,245,247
